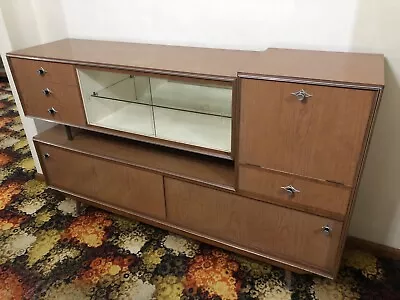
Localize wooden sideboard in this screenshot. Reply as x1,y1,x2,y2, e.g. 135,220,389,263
7,39,384,280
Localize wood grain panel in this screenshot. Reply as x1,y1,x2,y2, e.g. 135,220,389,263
34,125,235,189
242,48,384,86
37,143,166,219
9,58,78,86
165,178,342,273
8,39,384,86
238,165,351,217
14,78,86,125
239,79,375,186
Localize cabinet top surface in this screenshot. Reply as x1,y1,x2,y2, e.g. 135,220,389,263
8,38,384,85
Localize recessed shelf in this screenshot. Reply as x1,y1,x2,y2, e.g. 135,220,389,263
77,68,233,154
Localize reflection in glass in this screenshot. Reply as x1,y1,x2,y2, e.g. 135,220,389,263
77,68,232,152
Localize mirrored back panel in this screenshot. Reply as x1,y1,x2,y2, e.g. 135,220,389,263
77,68,233,154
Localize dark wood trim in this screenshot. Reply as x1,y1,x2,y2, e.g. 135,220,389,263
333,87,385,276
34,172,45,182
51,186,334,279
346,236,400,260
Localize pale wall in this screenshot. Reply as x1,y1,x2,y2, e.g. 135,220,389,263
0,0,68,173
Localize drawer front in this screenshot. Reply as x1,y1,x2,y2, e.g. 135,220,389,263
165,178,342,272
239,79,375,186
37,143,166,219
15,79,86,125
10,58,78,86
239,165,351,217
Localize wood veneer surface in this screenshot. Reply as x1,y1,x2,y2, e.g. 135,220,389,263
239,79,376,186
241,48,384,86
37,143,166,219
165,178,342,273
34,125,235,189
8,39,384,85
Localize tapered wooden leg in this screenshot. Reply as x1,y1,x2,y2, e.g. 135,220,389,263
76,201,82,215
284,270,293,290
65,125,73,140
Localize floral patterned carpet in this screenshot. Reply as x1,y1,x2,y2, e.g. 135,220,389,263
0,80,400,299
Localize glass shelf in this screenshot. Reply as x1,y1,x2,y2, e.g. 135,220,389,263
77,68,232,153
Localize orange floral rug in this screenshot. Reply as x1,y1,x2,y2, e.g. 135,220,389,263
1,81,400,299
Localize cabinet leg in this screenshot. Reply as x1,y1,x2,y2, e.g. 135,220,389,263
76,201,82,215
64,125,73,140
284,270,293,290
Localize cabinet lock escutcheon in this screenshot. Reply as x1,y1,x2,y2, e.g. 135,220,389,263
291,89,312,102
43,153,50,159
37,67,47,76
321,225,332,236
42,88,52,96
47,107,57,115
281,185,300,196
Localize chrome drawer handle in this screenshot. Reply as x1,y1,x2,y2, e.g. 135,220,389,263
43,153,50,159
42,88,52,96
37,67,47,76
47,107,57,115
281,185,300,195
321,225,332,236
291,89,312,102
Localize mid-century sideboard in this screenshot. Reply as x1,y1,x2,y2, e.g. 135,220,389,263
7,39,384,281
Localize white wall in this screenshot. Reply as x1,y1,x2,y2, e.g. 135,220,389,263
0,0,68,173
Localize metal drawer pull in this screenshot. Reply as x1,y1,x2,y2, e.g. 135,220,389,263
321,225,332,236
43,153,50,159
42,88,52,96
47,107,57,115
37,67,47,76
281,185,300,195
291,89,312,102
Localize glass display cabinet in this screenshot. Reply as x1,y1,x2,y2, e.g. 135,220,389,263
77,68,233,155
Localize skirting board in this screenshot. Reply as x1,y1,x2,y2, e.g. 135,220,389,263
33,174,400,261
346,236,400,260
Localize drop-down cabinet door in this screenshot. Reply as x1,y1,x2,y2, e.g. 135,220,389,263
239,79,376,186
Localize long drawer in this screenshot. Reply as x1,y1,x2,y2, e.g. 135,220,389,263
165,177,342,273
36,142,166,219
238,165,351,218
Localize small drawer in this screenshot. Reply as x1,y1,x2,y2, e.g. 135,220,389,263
10,58,78,86
36,143,166,219
16,80,86,125
239,165,351,217
165,178,342,273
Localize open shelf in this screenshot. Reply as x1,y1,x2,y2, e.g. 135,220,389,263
34,125,235,189
77,68,233,154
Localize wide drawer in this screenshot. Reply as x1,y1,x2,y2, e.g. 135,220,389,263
239,79,375,186
17,82,86,125
238,165,351,218
36,143,166,219
165,178,342,273
10,58,78,86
